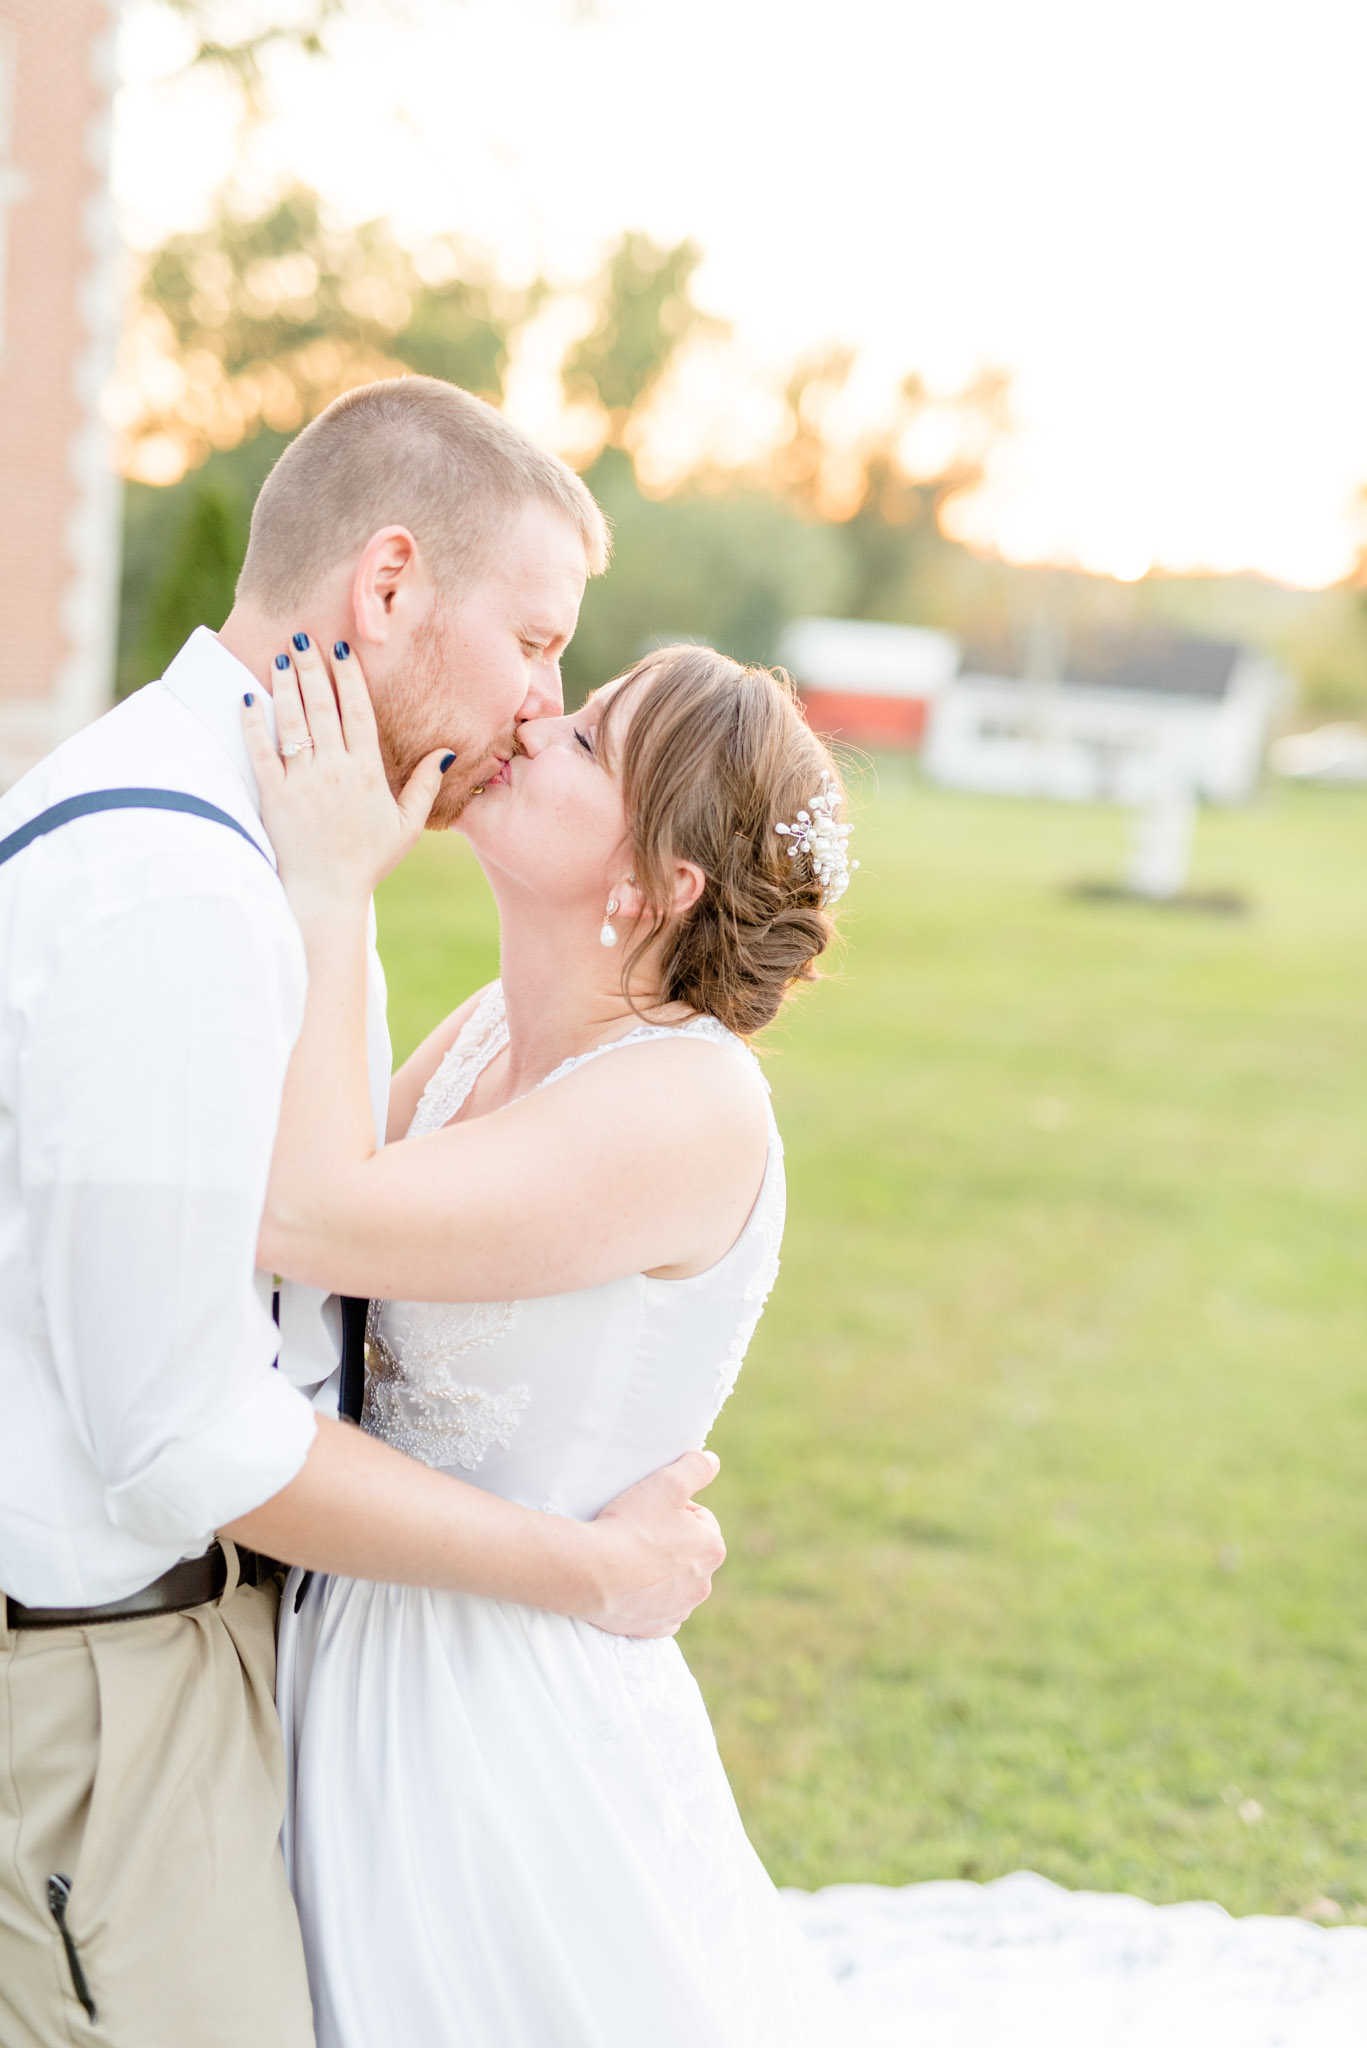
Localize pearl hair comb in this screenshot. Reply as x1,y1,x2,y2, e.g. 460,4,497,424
775,772,857,905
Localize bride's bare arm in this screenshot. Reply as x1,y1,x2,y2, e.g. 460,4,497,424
244,641,768,1306
268,1012,764,1300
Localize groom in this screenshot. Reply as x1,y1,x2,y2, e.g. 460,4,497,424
0,377,726,2048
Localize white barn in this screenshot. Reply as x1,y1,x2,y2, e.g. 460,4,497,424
922,631,1290,805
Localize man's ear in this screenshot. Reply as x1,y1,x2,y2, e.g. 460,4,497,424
350,526,422,645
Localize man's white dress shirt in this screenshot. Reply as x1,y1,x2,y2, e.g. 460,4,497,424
0,628,391,1607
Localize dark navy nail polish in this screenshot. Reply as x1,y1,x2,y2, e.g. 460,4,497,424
334,640,350,661
274,653,290,671
292,631,309,652
440,752,456,772
243,691,254,707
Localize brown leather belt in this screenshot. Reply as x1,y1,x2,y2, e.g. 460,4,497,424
4,1542,281,1630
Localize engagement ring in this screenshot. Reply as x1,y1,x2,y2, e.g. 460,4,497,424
280,738,315,758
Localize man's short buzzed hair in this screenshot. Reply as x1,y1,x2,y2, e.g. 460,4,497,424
236,375,611,613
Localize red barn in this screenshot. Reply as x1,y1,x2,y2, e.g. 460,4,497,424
778,617,961,750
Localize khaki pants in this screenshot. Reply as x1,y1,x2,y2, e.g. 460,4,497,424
0,1546,315,2048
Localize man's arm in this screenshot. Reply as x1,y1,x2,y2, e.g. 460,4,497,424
226,1421,725,1637
19,871,321,1561
20,856,722,1631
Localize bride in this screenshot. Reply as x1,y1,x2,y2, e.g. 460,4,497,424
242,632,858,2047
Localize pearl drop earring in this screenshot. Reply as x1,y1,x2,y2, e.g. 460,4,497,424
600,897,620,949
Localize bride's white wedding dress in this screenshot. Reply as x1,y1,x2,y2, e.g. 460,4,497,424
791,1873,1367,2045
277,986,1367,2048
277,984,852,2047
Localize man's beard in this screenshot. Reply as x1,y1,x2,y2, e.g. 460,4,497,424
375,610,516,831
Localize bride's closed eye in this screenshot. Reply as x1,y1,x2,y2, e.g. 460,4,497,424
573,727,596,758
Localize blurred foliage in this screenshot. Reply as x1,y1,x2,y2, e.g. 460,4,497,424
144,477,240,663
773,357,1010,621
562,233,721,449
562,448,849,702
160,0,351,111
119,432,287,694
116,180,1367,718
126,186,534,475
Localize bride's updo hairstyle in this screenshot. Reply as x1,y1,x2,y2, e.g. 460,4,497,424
596,644,848,1038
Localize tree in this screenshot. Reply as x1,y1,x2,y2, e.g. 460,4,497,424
562,233,722,458
160,0,352,110
144,478,242,670
118,429,294,694
125,185,536,475
561,457,848,704
771,359,1010,620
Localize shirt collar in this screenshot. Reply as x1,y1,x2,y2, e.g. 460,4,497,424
160,626,279,830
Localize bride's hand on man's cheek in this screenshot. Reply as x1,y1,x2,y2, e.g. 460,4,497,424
240,631,456,899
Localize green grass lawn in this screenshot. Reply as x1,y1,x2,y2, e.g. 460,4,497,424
375,776,1367,1921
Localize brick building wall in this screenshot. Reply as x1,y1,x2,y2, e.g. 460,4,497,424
0,0,120,787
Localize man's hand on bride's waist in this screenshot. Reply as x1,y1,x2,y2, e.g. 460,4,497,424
241,632,454,908
579,1450,726,1638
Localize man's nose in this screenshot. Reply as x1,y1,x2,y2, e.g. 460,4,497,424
521,658,564,724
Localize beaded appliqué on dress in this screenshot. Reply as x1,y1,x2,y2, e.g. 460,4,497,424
363,1301,529,1471
363,984,527,1471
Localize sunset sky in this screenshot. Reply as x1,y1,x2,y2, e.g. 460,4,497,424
115,0,1367,589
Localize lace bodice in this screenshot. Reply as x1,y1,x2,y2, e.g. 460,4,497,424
362,984,785,1515
403,981,510,1139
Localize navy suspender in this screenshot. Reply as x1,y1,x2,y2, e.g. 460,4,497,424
0,786,272,869
337,1296,369,1426
1,786,369,1454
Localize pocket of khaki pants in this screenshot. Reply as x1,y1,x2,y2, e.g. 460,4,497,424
46,1872,97,2022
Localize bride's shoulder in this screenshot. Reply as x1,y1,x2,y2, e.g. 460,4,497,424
386,980,501,1142
514,1021,773,1277
537,1014,772,1157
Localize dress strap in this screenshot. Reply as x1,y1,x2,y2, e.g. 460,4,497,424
414,996,767,1136
535,1014,768,1096
407,982,510,1138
